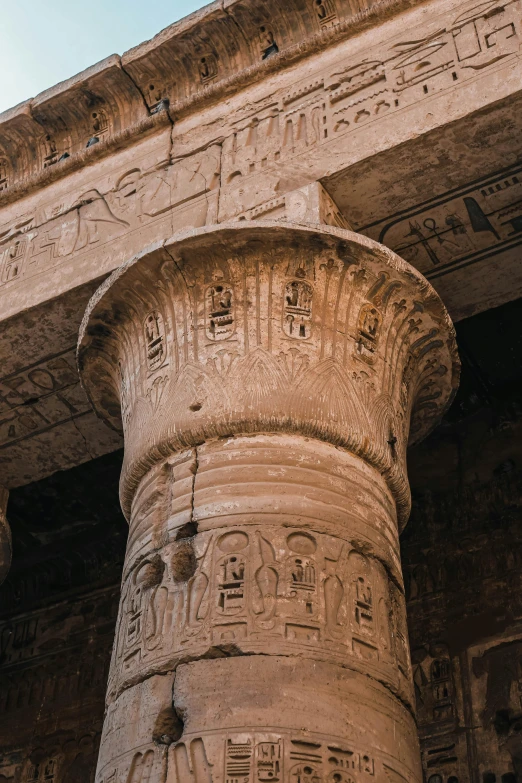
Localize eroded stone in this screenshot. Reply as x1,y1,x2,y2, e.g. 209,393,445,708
78,220,458,783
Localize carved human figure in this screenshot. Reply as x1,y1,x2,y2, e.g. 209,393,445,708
74,190,129,251
78,220,459,783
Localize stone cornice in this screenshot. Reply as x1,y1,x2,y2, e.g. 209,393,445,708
0,0,424,207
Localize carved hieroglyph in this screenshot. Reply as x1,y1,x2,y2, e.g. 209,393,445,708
77,221,459,783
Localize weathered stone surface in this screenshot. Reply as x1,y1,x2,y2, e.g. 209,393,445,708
0,587,119,783
0,0,398,202
2,0,521,323
169,656,421,781
77,220,457,782
0,450,127,783
2,0,522,778
78,221,458,515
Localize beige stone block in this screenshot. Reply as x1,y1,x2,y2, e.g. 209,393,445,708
96,673,176,783
170,656,422,782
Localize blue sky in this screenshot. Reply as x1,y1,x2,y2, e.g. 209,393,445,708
0,0,209,113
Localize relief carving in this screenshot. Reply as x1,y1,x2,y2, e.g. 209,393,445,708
452,1,519,70
26,760,57,783
198,54,218,83
109,522,411,705
144,311,167,372
185,541,211,634
253,533,279,629
214,0,521,223
73,190,129,251
126,750,155,782
315,0,337,27
165,731,380,783
365,163,522,286
355,304,382,364
28,190,128,271
206,284,235,341
168,739,213,783
0,349,91,449
0,235,27,282
0,157,9,191
0,147,221,290
283,279,314,339
217,549,246,616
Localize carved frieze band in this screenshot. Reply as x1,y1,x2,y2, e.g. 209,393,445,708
1,0,486,200
0,146,221,293
205,0,522,221
363,162,522,282
0,0,384,196
108,521,413,705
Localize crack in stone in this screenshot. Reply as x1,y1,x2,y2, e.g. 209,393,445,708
70,414,97,461
110,646,416,723
191,447,198,529
119,58,153,117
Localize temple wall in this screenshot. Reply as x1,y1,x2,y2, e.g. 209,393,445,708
405,467,522,783
0,589,118,783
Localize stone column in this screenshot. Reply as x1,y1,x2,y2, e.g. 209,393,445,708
78,221,459,783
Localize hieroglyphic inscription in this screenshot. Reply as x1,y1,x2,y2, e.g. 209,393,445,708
206,283,235,341
166,732,378,783
144,312,167,372
25,759,57,783
0,0,517,304
0,348,90,449
110,526,405,699
0,146,221,290
362,163,522,281
283,279,314,340
215,0,521,220
413,644,455,726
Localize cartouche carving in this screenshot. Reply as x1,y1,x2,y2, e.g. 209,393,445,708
144,311,167,371
283,279,314,339
206,284,235,341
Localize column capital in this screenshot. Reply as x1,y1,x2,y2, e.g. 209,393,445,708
78,220,458,524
